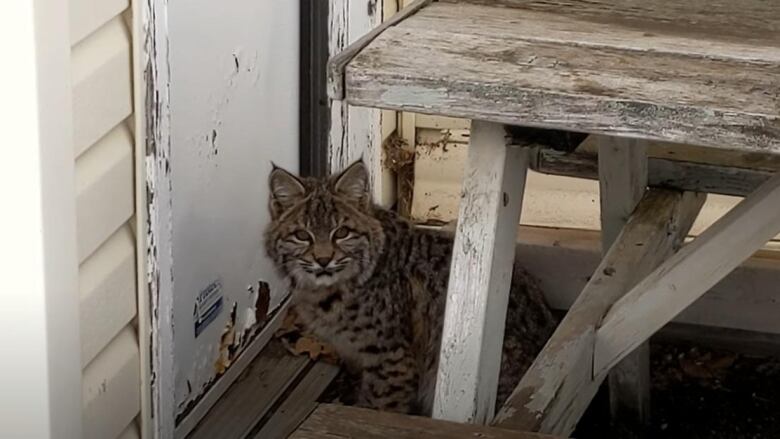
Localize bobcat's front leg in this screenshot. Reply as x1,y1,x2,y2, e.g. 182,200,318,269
358,347,419,414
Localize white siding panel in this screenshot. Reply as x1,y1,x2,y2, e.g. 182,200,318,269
76,122,134,262
117,421,140,439
80,225,137,367
72,16,132,157
82,326,141,439
70,1,140,438
69,0,129,45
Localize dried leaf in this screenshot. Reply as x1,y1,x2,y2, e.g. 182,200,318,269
273,306,341,363
274,307,302,338
319,344,340,365
709,354,737,371
680,357,713,379
294,336,324,360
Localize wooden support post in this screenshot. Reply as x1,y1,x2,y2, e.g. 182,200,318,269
433,120,530,424
493,190,705,436
595,172,780,376
598,137,651,428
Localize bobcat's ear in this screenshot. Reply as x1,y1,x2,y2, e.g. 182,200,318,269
332,160,370,208
268,164,306,219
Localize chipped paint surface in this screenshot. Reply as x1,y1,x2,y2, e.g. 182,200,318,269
163,0,299,431
142,0,175,436
328,0,384,203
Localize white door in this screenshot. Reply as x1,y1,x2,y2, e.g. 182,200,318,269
143,1,299,436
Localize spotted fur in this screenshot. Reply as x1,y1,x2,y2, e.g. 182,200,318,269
264,160,557,415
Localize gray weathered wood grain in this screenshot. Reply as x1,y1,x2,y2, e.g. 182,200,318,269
493,190,705,435
598,137,651,427
251,361,339,439
532,150,775,197
342,0,780,152
290,404,564,439
434,121,530,424
187,342,309,439
595,172,780,376
327,0,431,100
439,0,779,45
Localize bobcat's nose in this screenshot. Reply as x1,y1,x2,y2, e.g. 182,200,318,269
315,256,333,268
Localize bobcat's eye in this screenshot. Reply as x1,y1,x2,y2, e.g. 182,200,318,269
332,227,350,240
292,230,311,242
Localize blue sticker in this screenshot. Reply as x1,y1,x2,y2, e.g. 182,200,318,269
194,279,223,337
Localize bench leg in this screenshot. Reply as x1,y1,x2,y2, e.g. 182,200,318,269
598,137,652,428
433,120,530,424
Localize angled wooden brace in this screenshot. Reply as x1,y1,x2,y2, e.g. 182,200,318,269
493,188,706,436
595,171,780,376
433,120,532,424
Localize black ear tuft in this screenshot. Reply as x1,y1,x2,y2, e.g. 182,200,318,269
268,165,306,219
332,160,370,208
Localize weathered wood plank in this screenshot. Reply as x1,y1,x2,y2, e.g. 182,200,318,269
291,404,563,439
439,0,779,46
328,0,388,207
344,1,780,152
327,0,432,100
598,137,647,248
187,342,309,439
174,299,293,438
597,137,650,427
251,361,340,439
577,136,780,172
595,172,780,376
532,149,775,198
493,190,704,436
434,121,530,424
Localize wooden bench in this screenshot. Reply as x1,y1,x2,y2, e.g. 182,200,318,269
329,0,780,436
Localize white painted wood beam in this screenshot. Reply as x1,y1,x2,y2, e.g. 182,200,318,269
328,0,386,204
494,189,704,436
595,171,780,376
598,137,651,426
434,121,530,424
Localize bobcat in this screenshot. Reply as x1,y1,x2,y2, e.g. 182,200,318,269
264,160,556,415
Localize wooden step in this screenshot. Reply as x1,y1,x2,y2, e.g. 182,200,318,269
290,404,564,439
329,0,780,153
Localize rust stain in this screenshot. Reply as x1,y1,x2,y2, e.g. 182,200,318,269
214,302,238,375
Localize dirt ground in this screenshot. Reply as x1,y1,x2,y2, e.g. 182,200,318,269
575,342,780,439
318,341,780,438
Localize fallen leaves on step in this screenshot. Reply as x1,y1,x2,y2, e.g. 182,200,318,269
274,306,340,364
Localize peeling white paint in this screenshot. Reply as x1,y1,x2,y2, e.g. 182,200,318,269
166,0,299,424
144,1,299,437
328,0,384,202
141,0,175,436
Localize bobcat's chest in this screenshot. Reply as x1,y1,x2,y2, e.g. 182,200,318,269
294,286,380,365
